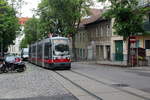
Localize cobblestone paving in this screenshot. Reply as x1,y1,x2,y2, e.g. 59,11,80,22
0,63,77,100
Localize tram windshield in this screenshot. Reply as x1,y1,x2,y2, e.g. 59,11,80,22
52,39,69,56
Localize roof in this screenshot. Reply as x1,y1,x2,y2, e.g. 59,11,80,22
79,9,103,27
30,36,69,46
19,17,29,25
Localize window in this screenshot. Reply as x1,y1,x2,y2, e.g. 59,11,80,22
80,48,82,58
145,40,150,49
96,26,99,37
44,43,50,59
136,40,140,48
107,24,110,36
37,44,42,58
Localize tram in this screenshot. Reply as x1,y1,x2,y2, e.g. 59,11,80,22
29,36,71,69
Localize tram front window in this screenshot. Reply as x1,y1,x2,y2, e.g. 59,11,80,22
52,39,69,56
54,44,69,56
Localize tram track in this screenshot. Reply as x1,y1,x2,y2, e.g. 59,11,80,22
70,70,150,100
54,70,150,100
55,71,103,100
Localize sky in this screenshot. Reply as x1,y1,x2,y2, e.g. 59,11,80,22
20,0,105,18
21,0,41,17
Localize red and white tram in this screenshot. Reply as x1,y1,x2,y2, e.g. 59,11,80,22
29,36,71,69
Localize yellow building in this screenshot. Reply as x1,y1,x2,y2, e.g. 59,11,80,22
111,0,150,65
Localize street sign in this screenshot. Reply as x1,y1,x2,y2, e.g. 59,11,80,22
130,36,136,43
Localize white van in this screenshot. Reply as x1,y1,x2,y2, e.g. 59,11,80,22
21,48,29,60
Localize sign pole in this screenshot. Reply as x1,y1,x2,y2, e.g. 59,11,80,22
130,36,136,67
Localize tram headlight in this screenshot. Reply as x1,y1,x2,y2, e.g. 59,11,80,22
66,57,70,60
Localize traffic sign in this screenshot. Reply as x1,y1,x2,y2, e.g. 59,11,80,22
130,36,136,43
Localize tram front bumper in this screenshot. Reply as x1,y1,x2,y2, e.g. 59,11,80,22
49,62,71,69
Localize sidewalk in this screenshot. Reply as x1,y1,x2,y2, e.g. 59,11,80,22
76,61,127,66
96,61,127,67
76,60,150,68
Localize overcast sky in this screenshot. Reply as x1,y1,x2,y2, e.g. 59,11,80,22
20,0,40,17
20,0,104,18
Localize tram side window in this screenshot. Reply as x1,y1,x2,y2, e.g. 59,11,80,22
39,45,42,59
29,47,31,57
32,46,36,57
44,43,52,59
44,43,49,59
37,45,41,58
49,45,52,59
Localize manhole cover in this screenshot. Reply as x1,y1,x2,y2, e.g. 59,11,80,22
111,84,129,87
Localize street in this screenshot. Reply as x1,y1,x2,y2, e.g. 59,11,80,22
0,62,150,100
71,63,150,93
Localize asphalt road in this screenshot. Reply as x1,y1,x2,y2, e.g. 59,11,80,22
71,63,150,93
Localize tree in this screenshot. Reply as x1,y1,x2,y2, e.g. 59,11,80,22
0,0,19,56
20,37,28,48
37,0,92,60
21,16,40,47
98,0,145,66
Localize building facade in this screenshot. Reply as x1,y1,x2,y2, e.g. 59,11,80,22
75,9,112,61
75,4,150,66
111,0,150,65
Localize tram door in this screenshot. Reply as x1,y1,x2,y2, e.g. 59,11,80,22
44,42,50,68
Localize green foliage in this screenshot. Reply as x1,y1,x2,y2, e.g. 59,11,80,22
35,0,92,59
142,7,150,13
20,37,27,48
98,0,145,40
37,0,92,37
22,17,40,46
0,0,19,51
